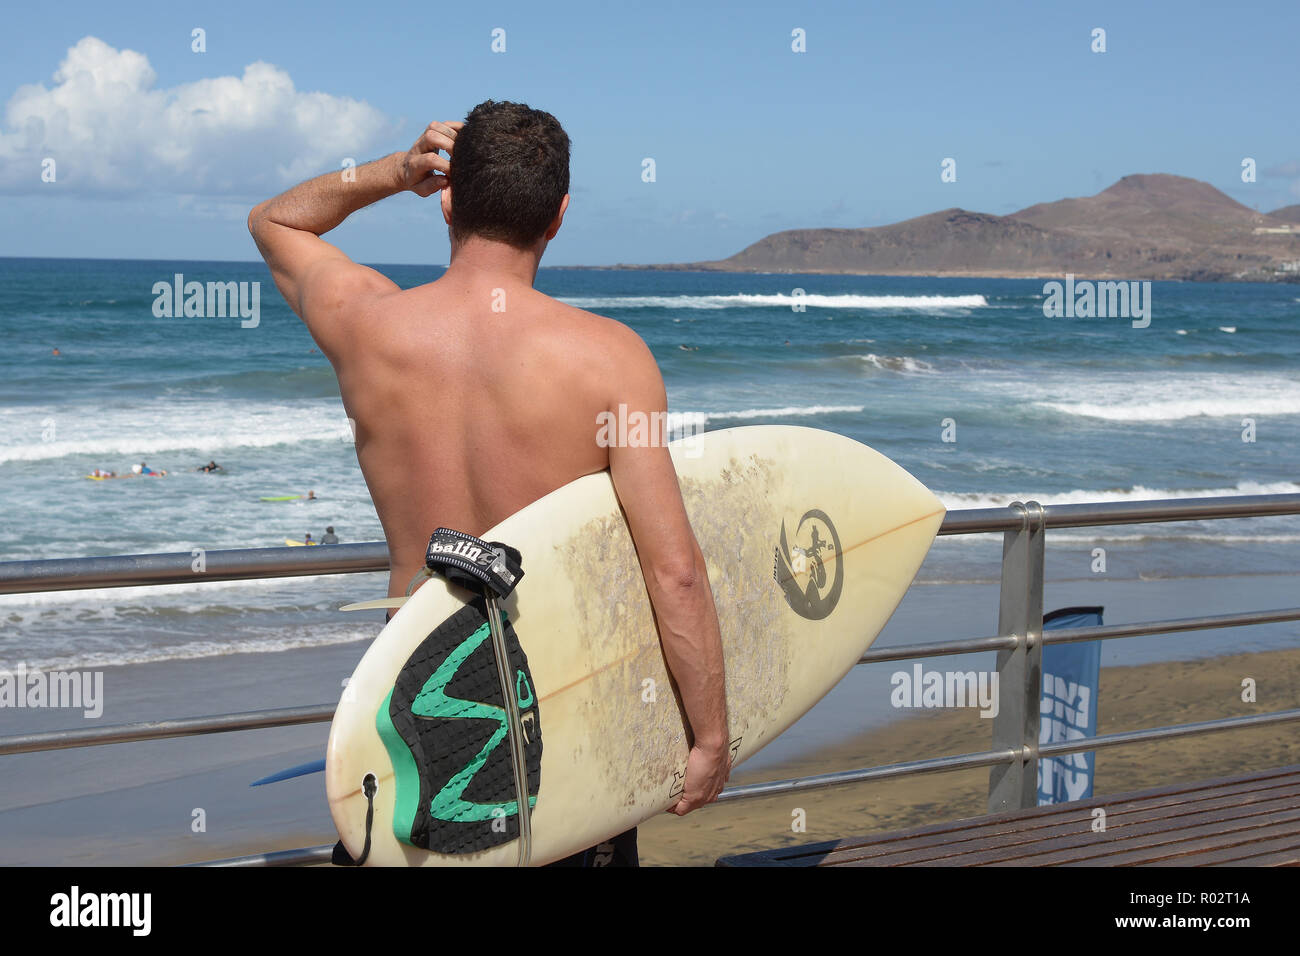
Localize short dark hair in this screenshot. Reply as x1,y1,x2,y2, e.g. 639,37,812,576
450,100,570,249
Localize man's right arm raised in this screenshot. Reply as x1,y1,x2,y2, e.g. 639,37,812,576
603,328,731,815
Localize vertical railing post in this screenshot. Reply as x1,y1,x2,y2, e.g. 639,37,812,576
988,500,1045,812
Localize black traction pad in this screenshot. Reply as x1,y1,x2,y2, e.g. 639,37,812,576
387,595,542,854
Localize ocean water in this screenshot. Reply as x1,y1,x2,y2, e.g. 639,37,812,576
1,257,1297,670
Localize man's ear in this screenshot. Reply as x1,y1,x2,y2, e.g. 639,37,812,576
440,185,453,225
544,194,570,241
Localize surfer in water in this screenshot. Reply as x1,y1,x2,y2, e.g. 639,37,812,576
321,526,339,544
251,100,730,867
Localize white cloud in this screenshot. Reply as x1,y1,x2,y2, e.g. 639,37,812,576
1264,160,1300,177
1261,160,1300,203
0,36,398,194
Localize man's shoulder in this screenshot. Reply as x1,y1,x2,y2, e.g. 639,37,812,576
549,298,650,353
521,293,653,362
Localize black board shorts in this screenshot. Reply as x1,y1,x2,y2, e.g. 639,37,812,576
544,828,639,868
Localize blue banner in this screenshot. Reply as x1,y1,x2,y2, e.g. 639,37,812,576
1037,606,1102,805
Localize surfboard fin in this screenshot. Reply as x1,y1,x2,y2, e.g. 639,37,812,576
250,759,326,787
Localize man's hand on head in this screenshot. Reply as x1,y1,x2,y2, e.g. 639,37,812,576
399,121,464,197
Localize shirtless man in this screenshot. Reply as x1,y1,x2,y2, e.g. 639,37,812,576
249,100,729,866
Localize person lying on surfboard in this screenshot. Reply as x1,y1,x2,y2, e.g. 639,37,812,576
249,99,730,868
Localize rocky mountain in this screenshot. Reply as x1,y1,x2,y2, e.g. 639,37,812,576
1270,204,1300,224
635,175,1300,282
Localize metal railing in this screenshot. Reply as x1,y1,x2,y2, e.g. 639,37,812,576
1,493,1298,866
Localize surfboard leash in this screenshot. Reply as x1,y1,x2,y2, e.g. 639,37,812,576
331,772,377,867
484,592,532,867
424,528,531,866
355,773,377,864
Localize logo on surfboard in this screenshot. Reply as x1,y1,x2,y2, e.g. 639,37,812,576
773,509,843,620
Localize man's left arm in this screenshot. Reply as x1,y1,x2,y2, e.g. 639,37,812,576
247,121,462,339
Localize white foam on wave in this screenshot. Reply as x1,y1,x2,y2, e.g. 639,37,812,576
0,572,374,609
1026,374,1300,422
0,398,352,463
559,293,989,310
0,626,375,673
697,404,865,421
856,353,936,374
1042,395,1300,421
1219,326,1238,333
1049,531,1300,544
0,574,386,670
935,479,1300,511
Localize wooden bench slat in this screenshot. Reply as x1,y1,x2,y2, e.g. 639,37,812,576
1032,809,1300,867
849,806,1300,867
934,794,1300,866
715,764,1300,868
805,781,1300,867
1202,842,1300,866
1138,831,1300,867
787,768,1300,859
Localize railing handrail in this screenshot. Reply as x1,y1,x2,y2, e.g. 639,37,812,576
938,492,1300,534
0,704,337,757
1,493,1297,595
0,541,390,596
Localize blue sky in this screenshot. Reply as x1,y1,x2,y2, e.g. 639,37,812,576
0,0,1296,265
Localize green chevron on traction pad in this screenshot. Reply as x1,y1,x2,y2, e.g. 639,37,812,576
376,597,542,854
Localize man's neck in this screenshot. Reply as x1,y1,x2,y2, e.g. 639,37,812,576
443,235,544,287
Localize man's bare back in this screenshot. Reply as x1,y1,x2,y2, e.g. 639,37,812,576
326,277,634,597
249,101,730,827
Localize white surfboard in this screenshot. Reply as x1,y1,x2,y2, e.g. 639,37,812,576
326,425,944,866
